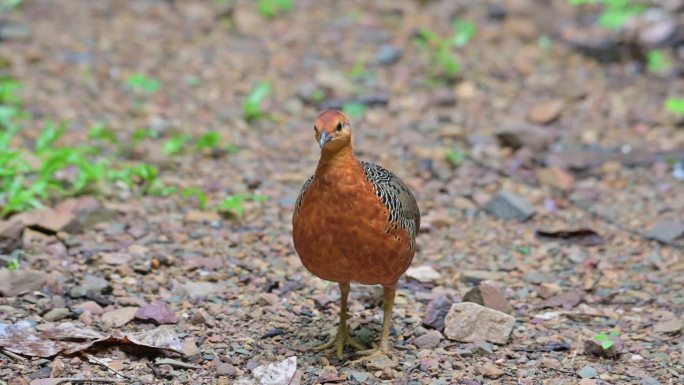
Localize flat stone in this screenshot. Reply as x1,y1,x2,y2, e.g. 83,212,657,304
422,295,453,331
0,268,47,297
181,281,224,299
101,307,138,327
376,45,402,65
0,219,23,253
43,307,71,322
654,319,682,334
646,221,684,244
82,274,110,293
578,365,598,379
460,270,505,285
135,301,178,324
527,100,564,125
412,330,443,349
75,301,104,315
537,283,562,299
477,362,504,379
405,265,442,283
483,190,536,221
181,339,200,356
443,302,515,345
216,362,237,376
463,281,513,314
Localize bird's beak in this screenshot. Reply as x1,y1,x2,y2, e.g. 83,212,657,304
319,132,332,149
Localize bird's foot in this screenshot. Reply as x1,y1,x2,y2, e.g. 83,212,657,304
312,331,365,359
350,343,396,368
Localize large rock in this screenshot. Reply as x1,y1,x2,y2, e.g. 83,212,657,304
443,302,515,344
482,191,535,221
0,268,47,297
0,219,23,253
422,295,454,331
463,281,513,314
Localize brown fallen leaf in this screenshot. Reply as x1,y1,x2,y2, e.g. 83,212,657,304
536,229,605,247
0,321,182,357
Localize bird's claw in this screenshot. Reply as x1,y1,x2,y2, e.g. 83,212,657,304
312,330,365,359
350,344,396,367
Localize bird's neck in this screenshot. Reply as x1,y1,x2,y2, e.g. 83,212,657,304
315,144,358,177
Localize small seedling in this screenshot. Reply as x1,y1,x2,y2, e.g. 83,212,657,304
126,73,161,94
568,0,644,30
445,149,465,167
350,55,373,81
8,256,20,270
88,122,118,144
35,120,66,152
452,20,476,47
163,134,191,155
593,330,619,349
665,97,684,116
132,127,159,145
413,20,475,83
342,102,367,120
514,246,531,256
182,187,209,209
243,82,271,122
0,77,21,105
647,50,671,74
196,131,221,150
219,193,268,216
257,0,293,18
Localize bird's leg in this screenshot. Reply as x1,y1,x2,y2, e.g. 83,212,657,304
352,285,396,363
312,282,365,358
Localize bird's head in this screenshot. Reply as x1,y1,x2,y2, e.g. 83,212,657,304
313,110,352,153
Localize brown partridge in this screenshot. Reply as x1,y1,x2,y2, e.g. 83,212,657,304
292,110,420,360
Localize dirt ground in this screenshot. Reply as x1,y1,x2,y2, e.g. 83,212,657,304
0,0,683,384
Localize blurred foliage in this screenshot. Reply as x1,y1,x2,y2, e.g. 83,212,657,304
219,193,268,217
257,0,293,18
568,0,644,30
244,82,271,121
413,19,475,83
665,97,684,116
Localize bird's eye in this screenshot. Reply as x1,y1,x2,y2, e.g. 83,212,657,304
336,122,343,131
313,125,317,132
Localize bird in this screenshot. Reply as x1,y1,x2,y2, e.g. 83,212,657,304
292,110,420,361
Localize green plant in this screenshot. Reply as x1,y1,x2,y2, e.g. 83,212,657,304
647,50,670,73
243,82,271,122
0,77,21,105
132,127,158,145
569,0,644,30
350,55,373,81
182,187,208,209
593,330,619,349
452,20,476,47
163,134,191,155
514,246,531,256
414,20,475,83
665,97,684,116
196,131,221,150
1,0,23,9
446,149,465,167
126,73,161,94
35,120,65,152
219,193,268,216
342,102,367,120
257,0,293,18
88,122,118,144
7,254,20,270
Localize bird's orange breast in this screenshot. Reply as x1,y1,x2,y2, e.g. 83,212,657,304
292,164,414,286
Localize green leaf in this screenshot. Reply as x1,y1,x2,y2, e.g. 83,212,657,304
342,102,367,120
452,20,476,47
446,149,465,167
163,134,190,155
665,97,684,116
196,131,221,150
132,127,158,144
7,258,20,271
88,122,118,144
244,82,271,121
182,187,209,209
257,0,293,18
35,121,65,152
647,50,670,73
126,73,161,94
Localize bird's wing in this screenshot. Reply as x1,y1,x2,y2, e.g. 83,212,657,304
360,161,420,242
294,175,314,214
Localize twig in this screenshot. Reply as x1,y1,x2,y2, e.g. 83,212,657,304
84,353,133,380
147,362,174,380
54,379,123,385
0,347,27,361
